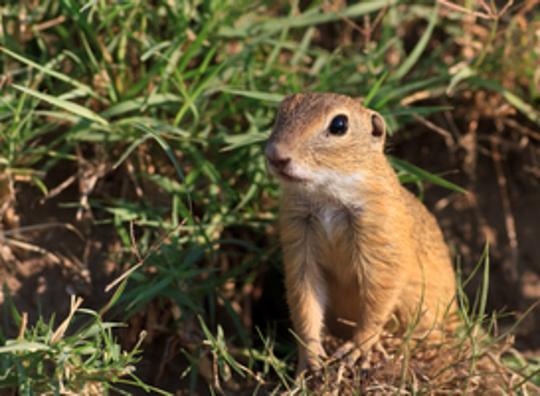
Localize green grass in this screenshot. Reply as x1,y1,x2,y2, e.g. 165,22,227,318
0,290,166,395
1,0,539,394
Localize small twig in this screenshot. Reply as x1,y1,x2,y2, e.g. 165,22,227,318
155,336,179,383
212,350,224,395
33,15,66,32
479,0,514,19
413,114,455,148
438,0,494,19
332,363,345,396
40,174,77,204
4,237,62,264
438,0,514,20
125,159,144,198
105,218,187,293
342,4,388,45
503,118,540,141
129,221,142,261
523,165,540,179
0,222,83,240
490,134,519,283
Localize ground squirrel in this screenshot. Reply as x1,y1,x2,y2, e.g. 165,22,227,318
265,93,457,373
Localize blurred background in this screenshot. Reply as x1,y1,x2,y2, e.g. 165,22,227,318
0,0,539,393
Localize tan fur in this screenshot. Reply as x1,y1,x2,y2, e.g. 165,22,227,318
266,93,457,372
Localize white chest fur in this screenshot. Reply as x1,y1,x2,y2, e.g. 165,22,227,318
318,205,348,239
314,204,357,284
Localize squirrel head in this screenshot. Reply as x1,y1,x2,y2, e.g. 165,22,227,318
265,93,387,203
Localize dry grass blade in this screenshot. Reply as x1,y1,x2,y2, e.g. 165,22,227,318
105,261,144,293
4,237,62,264
17,312,28,340
1,222,84,240
50,295,84,344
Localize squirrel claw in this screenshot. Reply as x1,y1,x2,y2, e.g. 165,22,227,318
331,341,362,368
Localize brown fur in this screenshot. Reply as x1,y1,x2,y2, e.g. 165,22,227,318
265,93,457,372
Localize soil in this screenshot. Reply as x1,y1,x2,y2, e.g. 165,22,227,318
0,180,118,332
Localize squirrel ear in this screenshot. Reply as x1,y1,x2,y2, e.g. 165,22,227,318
371,112,385,138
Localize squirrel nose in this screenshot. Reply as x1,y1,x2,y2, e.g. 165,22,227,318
265,144,291,170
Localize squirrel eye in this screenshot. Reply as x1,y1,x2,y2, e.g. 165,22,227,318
328,114,348,136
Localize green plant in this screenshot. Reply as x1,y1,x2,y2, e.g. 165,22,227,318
0,290,169,395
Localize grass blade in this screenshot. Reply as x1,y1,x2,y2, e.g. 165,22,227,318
0,341,50,353
389,156,466,193
392,4,438,81
0,46,103,101
12,84,109,126
221,89,284,103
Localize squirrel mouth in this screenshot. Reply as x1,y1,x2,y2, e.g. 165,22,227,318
268,165,306,183
276,169,305,183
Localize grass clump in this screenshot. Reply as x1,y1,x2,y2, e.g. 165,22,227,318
0,293,163,395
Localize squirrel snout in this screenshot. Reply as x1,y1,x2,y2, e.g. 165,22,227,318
265,144,291,170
